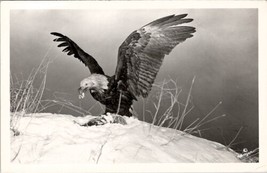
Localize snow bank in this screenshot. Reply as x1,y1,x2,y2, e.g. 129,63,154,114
11,113,241,163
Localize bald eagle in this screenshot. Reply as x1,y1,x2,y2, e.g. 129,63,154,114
51,14,195,125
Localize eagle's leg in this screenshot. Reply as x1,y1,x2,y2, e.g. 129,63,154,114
80,90,133,126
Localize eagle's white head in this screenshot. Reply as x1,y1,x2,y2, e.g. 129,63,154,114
78,74,109,99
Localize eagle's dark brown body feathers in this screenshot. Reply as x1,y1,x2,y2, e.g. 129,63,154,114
51,14,195,117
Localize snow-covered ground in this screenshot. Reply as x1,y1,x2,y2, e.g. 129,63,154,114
11,113,241,163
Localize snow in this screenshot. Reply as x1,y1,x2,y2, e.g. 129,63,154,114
11,113,241,163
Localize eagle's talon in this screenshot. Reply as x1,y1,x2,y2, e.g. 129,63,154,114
80,114,127,127
81,117,105,126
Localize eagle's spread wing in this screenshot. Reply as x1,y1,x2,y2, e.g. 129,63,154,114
115,14,195,97
51,32,105,75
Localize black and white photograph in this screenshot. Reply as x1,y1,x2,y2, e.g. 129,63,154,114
1,1,267,173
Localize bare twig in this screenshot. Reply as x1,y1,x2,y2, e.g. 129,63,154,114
227,126,243,148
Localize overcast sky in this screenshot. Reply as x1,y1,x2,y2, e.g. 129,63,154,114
10,9,258,151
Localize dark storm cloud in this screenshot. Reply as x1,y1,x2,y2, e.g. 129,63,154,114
10,9,258,151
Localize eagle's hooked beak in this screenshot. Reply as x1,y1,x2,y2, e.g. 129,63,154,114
78,87,85,99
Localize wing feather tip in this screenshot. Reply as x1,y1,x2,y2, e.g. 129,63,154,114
50,32,62,36
177,13,188,18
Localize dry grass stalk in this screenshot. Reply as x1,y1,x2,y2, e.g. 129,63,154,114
10,55,51,133
143,77,225,139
